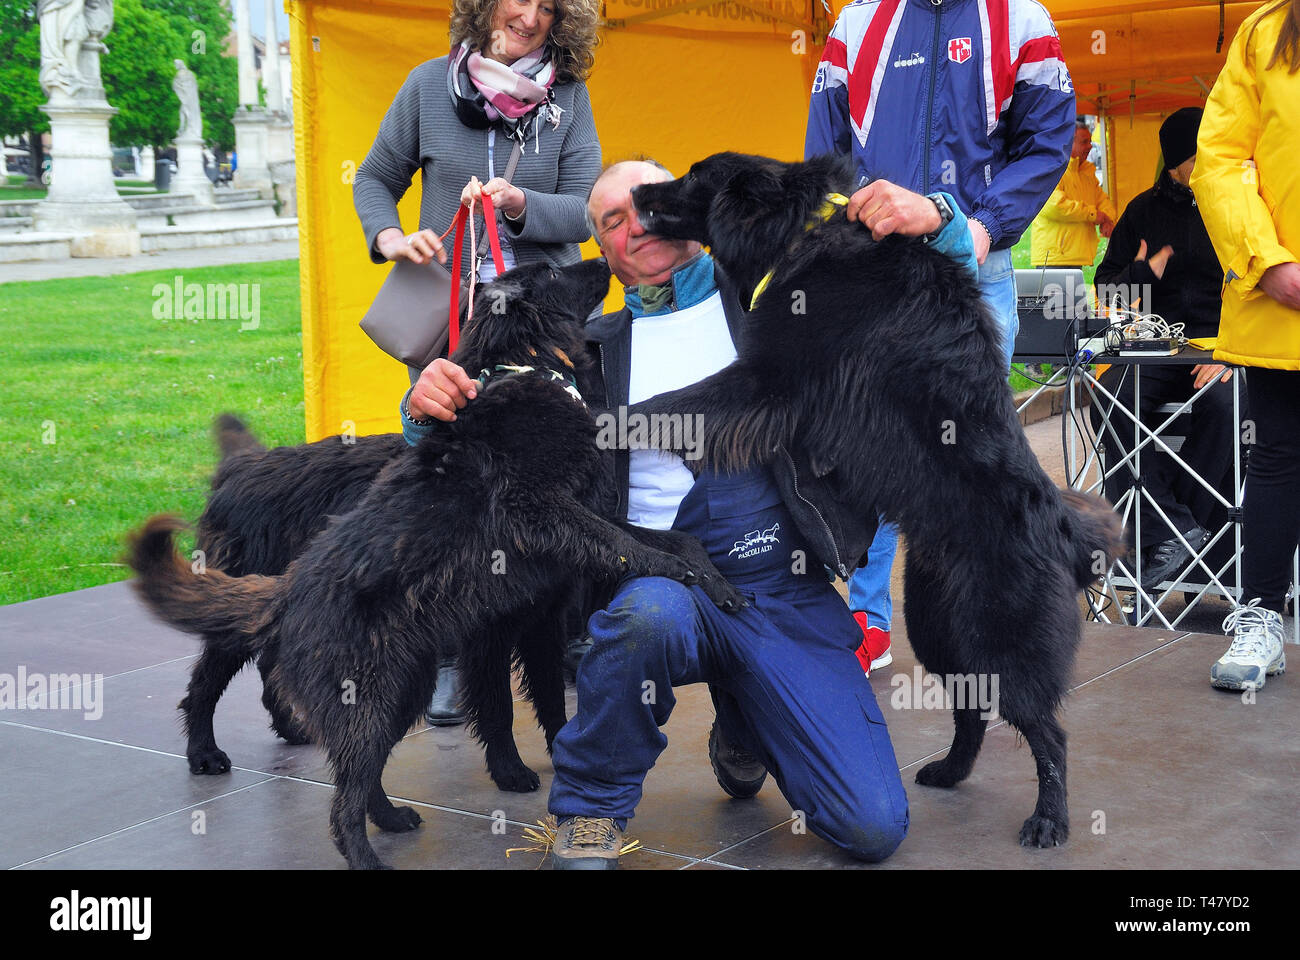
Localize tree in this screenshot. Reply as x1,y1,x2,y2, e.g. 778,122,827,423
143,0,239,149
0,3,44,142
0,0,239,157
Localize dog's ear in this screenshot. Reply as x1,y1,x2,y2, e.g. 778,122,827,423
710,169,807,272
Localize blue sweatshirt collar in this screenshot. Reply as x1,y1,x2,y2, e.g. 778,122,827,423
624,250,718,318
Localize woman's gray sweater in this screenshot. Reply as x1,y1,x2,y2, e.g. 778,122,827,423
353,55,601,273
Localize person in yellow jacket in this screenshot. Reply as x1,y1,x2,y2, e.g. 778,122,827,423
1031,121,1116,267
1191,0,1300,692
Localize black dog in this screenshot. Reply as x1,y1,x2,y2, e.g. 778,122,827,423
631,152,1123,848
178,260,617,782
182,416,408,772
129,258,742,869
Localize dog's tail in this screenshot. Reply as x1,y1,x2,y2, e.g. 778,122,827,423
215,413,264,460
127,514,278,655
1061,489,1126,589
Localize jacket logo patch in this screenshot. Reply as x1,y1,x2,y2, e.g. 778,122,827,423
729,522,781,559
947,37,972,64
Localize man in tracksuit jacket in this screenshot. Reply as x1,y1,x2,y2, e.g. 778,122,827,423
401,159,980,867
806,0,1077,674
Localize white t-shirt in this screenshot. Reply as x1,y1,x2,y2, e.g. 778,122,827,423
627,291,737,529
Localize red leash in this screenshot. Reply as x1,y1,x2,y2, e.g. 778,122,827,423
447,193,506,354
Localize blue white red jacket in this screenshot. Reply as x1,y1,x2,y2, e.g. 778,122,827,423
805,0,1076,251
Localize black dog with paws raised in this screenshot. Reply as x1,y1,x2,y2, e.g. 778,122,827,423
631,152,1123,849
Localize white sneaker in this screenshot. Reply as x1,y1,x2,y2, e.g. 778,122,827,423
1211,599,1286,691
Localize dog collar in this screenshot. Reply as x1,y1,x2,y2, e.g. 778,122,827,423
750,192,848,309
475,364,585,406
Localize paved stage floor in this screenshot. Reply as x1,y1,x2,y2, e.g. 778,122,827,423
2,578,1296,871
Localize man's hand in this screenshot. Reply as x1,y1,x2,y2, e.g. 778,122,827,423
1098,213,1115,239
1259,262,1300,310
461,175,526,220
407,358,478,423
1190,363,1232,390
846,180,941,241
1134,238,1174,280
376,226,446,265
968,218,991,265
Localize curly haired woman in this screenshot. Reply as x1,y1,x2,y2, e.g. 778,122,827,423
353,0,603,722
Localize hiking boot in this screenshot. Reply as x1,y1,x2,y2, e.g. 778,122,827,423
708,720,767,799
1211,599,1286,692
551,817,623,870
852,613,893,676
425,660,467,726
1139,525,1209,591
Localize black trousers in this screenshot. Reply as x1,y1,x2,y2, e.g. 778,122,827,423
1090,364,1241,549
1242,368,1300,615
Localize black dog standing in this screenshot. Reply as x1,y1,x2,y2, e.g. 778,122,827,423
631,152,1123,848
129,259,742,869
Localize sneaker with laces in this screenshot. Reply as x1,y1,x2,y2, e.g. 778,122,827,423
708,720,768,799
551,816,623,870
1211,599,1286,692
852,613,893,676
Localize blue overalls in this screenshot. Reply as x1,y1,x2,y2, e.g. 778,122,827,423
548,467,910,862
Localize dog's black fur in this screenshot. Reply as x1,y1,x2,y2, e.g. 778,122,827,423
178,259,624,780
631,152,1124,848
182,418,408,771
129,258,742,868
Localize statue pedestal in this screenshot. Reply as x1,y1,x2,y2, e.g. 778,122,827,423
232,107,273,196
33,98,139,257
171,134,215,205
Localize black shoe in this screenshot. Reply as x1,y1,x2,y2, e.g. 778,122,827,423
1140,525,1210,592
708,719,767,799
425,661,467,726
563,633,593,685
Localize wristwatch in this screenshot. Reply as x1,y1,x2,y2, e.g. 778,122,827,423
924,192,955,242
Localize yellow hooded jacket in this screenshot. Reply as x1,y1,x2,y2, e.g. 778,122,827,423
1191,2,1300,371
1030,157,1116,267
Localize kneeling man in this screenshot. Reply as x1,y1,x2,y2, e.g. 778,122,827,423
402,159,977,868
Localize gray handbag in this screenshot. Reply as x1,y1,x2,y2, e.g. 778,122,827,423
360,140,522,368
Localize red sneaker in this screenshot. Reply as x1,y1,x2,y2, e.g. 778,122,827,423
852,612,893,676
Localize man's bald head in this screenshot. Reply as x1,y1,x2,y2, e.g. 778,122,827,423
586,159,700,287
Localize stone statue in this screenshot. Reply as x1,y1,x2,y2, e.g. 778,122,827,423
172,59,201,140
37,0,113,98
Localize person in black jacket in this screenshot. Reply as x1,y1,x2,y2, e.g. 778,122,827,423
1090,107,1239,592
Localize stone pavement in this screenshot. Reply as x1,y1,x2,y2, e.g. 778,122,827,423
0,239,299,284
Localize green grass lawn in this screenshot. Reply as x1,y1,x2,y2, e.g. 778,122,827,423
0,260,304,606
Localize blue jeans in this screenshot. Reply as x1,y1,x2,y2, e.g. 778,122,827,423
847,249,1018,628
548,469,910,861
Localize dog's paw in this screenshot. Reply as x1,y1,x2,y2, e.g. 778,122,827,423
1018,814,1069,848
187,748,232,775
915,758,965,789
491,764,541,793
273,722,312,746
699,572,746,613
372,804,423,833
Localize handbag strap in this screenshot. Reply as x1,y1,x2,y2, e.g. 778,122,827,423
472,139,523,260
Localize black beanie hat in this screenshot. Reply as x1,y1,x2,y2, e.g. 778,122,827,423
1160,107,1202,169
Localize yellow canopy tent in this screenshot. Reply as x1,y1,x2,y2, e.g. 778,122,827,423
288,0,1267,440
288,0,832,441
1049,1,1266,215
